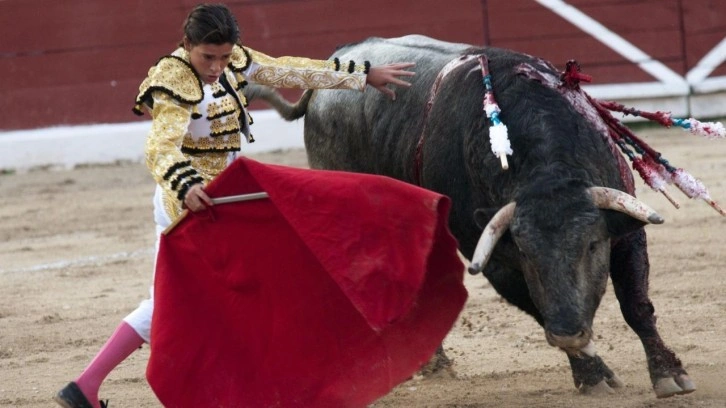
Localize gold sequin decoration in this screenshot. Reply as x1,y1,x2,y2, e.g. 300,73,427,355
190,153,229,181
182,133,241,153
229,45,251,72
210,81,226,96
250,68,367,90
246,48,367,91
135,55,203,107
145,94,192,187
209,115,240,137
163,192,183,223
144,93,194,221
161,152,228,221
234,72,246,89
206,98,237,119
248,48,366,72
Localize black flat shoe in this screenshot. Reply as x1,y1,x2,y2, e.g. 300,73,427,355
53,382,108,408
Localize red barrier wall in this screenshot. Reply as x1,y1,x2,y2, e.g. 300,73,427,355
1,0,723,131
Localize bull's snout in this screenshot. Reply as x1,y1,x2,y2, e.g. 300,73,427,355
545,328,592,352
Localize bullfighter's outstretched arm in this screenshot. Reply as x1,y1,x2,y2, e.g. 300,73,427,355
239,46,370,91
232,45,414,99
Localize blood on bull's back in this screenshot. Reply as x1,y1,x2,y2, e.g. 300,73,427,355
304,35,473,182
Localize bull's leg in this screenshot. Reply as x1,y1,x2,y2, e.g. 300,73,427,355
567,352,624,394
610,229,696,398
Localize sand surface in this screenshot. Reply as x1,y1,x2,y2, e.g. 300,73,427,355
1,129,725,407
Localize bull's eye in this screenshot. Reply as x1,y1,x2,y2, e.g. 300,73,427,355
588,240,599,254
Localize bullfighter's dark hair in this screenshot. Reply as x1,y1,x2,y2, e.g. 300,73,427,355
182,3,241,46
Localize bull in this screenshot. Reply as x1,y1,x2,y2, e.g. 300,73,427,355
246,35,695,398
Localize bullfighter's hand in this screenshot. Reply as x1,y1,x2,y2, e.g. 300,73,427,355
366,62,416,101
183,183,213,212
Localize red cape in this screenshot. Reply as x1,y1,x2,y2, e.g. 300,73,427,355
147,157,466,407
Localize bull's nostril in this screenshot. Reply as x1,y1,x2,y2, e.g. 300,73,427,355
545,328,592,351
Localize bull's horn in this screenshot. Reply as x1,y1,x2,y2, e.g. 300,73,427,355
468,202,516,275
588,187,664,224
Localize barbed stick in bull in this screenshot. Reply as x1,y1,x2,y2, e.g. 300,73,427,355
557,60,725,216
597,100,726,140
591,98,726,215
478,54,512,170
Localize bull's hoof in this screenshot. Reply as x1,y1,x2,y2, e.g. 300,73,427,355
578,373,624,396
579,379,616,396
568,352,624,395
605,372,625,388
654,374,696,398
419,346,456,378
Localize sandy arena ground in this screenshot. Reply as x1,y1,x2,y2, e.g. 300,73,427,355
1,128,725,407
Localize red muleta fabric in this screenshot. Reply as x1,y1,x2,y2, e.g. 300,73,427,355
146,157,467,407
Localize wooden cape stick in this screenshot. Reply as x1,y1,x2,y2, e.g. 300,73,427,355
162,192,269,235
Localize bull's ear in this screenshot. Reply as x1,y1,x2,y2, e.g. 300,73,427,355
602,209,647,238
473,208,500,230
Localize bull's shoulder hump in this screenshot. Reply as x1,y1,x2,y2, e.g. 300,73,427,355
332,35,474,63
387,35,473,51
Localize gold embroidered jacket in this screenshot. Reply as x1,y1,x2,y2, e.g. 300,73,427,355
133,45,369,221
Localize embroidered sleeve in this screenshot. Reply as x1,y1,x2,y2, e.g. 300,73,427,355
238,46,369,91
145,92,204,203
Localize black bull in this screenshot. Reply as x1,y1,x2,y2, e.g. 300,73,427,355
246,35,695,398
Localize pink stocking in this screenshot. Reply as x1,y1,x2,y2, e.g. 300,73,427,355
74,321,145,408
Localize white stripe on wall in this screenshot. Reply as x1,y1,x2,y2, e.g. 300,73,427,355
0,109,305,172
687,37,726,85
535,0,689,93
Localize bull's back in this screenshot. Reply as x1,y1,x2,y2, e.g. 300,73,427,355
304,35,472,179
303,35,628,257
